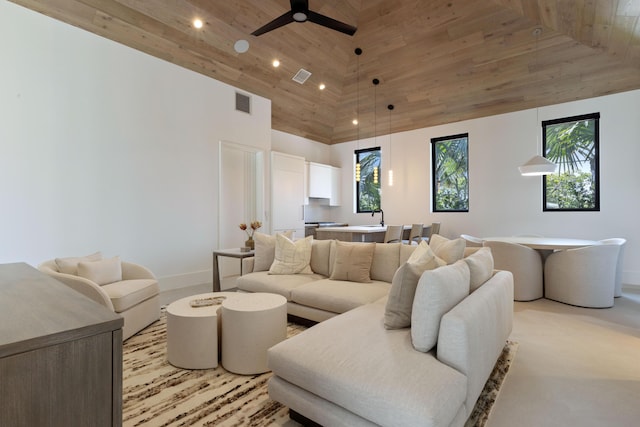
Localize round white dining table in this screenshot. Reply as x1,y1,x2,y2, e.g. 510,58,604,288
482,236,600,250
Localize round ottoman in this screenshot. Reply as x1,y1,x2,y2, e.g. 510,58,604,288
221,292,287,375
166,292,238,369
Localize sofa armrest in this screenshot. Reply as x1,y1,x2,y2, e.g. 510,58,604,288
242,257,255,274
436,270,514,416
38,263,115,311
121,261,156,280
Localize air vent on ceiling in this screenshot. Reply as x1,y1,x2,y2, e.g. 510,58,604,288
292,68,312,84
235,92,251,114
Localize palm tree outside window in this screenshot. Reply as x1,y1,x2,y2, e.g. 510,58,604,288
543,113,600,211
432,133,469,212
355,147,381,212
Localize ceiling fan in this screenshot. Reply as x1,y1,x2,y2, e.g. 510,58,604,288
251,0,357,36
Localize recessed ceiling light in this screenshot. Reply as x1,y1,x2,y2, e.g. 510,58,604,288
272,59,280,68
319,83,326,90
234,40,249,53
352,119,358,125
193,18,203,29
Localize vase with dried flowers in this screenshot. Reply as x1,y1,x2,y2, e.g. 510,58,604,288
239,221,262,249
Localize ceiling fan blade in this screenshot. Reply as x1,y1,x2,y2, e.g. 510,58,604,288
251,12,294,36
306,10,356,36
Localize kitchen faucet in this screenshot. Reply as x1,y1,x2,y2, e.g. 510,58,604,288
372,209,384,226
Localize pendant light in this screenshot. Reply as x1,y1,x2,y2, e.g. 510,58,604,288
372,78,379,184
519,27,556,176
387,104,394,186
355,48,362,182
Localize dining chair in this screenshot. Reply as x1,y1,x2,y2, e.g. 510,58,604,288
460,234,484,247
384,225,404,243
422,222,440,243
599,238,626,297
544,243,619,308
402,224,424,245
483,240,543,301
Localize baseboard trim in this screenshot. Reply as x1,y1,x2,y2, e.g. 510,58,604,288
157,270,211,293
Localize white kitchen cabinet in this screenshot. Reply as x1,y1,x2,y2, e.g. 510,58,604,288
271,151,305,239
330,166,342,206
307,162,332,199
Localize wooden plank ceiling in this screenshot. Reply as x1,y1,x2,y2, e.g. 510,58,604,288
11,0,640,144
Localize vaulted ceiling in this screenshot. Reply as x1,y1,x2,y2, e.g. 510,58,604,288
11,0,640,144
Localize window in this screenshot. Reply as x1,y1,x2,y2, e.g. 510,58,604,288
543,113,600,211
355,147,381,212
432,133,469,212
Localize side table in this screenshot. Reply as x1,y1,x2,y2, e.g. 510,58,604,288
221,293,287,375
212,248,254,292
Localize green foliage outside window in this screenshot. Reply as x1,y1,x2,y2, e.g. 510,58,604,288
432,134,469,212
356,147,381,212
543,113,599,211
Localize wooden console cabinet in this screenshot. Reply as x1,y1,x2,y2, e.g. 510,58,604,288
0,263,124,427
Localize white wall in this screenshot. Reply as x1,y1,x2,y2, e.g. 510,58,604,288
331,89,640,286
0,1,271,290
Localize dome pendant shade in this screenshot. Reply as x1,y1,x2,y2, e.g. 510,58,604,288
519,155,556,176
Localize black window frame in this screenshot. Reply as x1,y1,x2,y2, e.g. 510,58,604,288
542,112,600,212
355,146,382,213
431,133,469,213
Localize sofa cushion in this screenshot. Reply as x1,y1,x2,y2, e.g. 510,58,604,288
463,246,494,292
370,243,402,283
384,243,447,330
236,271,324,300
268,300,467,427
330,242,375,283
429,234,466,265
102,278,159,312
253,231,293,272
269,234,313,275
77,256,122,286
411,260,470,352
291,279,390,314
55,251,102,275
310,239,333,276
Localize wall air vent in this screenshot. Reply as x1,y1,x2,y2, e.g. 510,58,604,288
235,92,251,114
292,68,312,84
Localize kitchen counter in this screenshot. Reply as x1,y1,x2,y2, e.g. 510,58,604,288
315,225,430,243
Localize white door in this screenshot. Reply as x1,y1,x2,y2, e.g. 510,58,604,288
271,152,305,239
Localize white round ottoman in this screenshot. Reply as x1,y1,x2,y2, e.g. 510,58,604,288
166,292,238,369
221,292,287,375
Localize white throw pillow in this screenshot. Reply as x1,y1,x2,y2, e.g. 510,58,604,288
269,234,313,275
253,231,293,272
464,246,494,292
77,256,123,286
428,234,466,265
411,260,470,352
384,242,447,329
55,251,103,275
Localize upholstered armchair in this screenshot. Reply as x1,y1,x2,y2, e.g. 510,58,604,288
39,254,160,340
483,240,544,301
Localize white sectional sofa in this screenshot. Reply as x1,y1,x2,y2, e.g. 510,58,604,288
237,235,514,427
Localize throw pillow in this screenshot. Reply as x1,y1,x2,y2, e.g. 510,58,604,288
428,234,466,265
464,246,494,292
329,241,375,283
55,251,103,275
269,234,313,275
384,243,447,329
253,231,293,272
77,256,123,286
411,260,470,353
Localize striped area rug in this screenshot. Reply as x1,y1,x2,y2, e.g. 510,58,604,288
123,313,516,427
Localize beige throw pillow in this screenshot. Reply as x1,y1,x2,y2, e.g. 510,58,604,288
464,246,494,292
411,260,470,352
329,241,375,283
55,251,103,275
428,234,466,265
384,242,447,329
253,231,293,272
77,256,122,286
269,234,313,275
